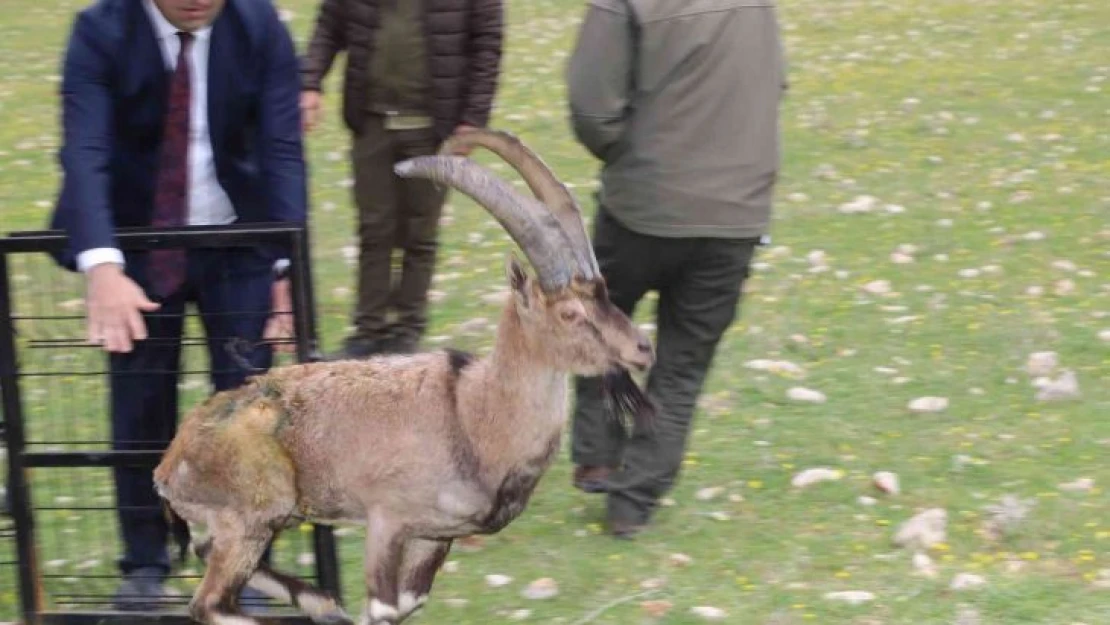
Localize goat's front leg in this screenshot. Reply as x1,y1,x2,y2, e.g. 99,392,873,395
189,515,271,625
359,513,405,625
394,538,451,622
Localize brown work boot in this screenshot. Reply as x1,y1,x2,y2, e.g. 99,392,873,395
572,465,613,494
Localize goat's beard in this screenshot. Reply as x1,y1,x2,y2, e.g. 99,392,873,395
602,370,656,435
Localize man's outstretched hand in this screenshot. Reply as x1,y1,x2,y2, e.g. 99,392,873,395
444,123,479,155
263,277,295,353
85,263,160,353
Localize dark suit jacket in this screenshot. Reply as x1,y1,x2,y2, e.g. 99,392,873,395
50,0,308,270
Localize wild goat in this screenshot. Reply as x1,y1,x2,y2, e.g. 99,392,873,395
153,129,656,625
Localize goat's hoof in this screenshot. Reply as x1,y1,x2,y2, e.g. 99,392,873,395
298,594,351,625
314,612,354,625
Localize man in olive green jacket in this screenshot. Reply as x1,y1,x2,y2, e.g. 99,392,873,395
566,0,788,538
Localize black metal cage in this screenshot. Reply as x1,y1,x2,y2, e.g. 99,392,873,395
0,224,342,625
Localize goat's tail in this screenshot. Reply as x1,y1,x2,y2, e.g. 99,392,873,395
161,497,192,565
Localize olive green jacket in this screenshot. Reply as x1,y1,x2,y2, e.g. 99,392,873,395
567,0,788,238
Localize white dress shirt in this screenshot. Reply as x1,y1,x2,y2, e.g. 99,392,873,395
76,0,238,272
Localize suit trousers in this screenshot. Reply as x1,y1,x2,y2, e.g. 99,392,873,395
570,207,759,525
349,114,448,343
110,247,274,575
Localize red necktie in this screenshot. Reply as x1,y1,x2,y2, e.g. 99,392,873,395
149,31,193,298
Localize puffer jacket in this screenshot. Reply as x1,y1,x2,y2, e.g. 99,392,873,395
300,0,503,140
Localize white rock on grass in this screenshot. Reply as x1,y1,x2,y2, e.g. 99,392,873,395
695,486,725,501
1035,370,1080,401
873,471,901,495
690,606,729,621
862,280,892,295
1059,478,1095,493
485,574,513,588
913,552,938,578
744,359,806,377
982,495,1035,539
1025,351,1059,376
1099,329,1110,343
669,553,693,567
787,387,827,403
950,573,987,591
521,578,558,600
893,508,947,550
908,396,948,413
341,245,358,263
792,467,843,488
1092,569,1110,590
824,591,875,605
785,388,830,404
838,195,879,214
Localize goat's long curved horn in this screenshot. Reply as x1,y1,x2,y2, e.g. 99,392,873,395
440,129,601,280
395,155,577,293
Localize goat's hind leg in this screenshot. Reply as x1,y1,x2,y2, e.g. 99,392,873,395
248,558,352,625
194,528,352,625
188,514,271,625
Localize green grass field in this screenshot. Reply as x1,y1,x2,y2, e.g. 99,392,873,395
2,0,1108,623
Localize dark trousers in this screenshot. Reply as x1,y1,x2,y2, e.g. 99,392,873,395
111,247,275,575
571,208,759,525
349,114,448,343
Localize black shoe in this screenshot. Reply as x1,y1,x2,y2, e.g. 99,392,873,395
573,465,613,494
607,519,647,540
383,333,420,354
113,567,170,611
325,337,387,361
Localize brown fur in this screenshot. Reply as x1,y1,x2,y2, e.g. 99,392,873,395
154,256,654,625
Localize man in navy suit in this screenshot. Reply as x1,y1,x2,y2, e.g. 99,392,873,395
50,0,306,609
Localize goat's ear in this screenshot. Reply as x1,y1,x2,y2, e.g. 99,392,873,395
506,253,528,292
506,253,533,309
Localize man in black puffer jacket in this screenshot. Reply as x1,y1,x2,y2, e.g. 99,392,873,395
301,0,504,359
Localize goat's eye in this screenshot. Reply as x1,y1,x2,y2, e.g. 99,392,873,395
560,309,578,322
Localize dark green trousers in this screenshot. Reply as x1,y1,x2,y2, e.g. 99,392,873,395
349,114,447,343
571,207,759,525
